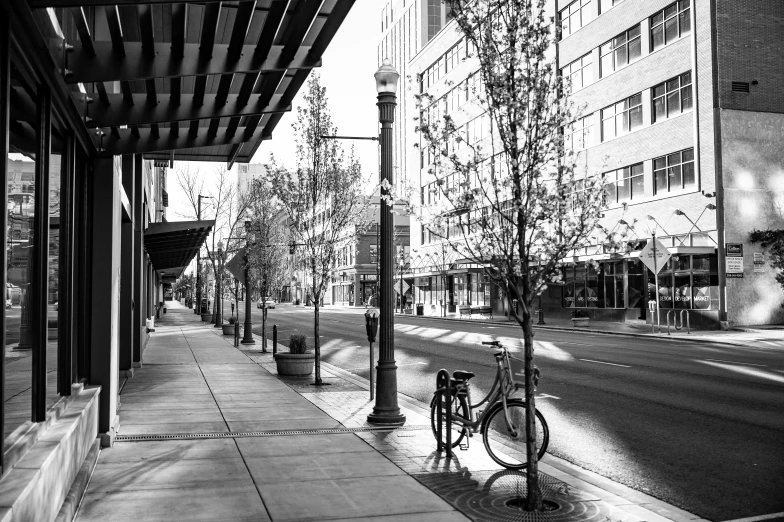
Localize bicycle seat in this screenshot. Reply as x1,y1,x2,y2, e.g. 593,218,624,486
453,370,475,381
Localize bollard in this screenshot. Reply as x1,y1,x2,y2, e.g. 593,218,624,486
272,324,277,355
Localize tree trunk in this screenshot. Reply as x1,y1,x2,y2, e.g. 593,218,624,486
522,298,543,511
261,306,267,352
313,300,322,385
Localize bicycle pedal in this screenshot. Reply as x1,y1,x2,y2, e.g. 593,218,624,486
459,441,469,450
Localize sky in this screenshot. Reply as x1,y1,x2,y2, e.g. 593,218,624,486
167,1,382,222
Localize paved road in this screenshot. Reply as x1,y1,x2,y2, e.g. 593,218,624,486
246,303,784,522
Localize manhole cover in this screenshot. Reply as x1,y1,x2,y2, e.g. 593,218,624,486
414,469,615,522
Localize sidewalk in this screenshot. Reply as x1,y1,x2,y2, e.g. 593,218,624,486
386,309,784,348
74,300,708,522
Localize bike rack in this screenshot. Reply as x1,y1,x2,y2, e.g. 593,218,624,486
435,369,452,458
666,310,690,335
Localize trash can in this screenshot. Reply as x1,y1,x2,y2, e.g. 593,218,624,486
416,303,424,316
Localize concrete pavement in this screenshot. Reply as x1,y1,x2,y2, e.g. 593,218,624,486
74,300,710,522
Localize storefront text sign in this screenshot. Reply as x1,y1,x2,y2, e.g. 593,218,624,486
726,257,744,278
726,243,743,257
753,253,765,273
639,238,671,274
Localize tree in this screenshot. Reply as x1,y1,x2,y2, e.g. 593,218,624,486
175,164,255,322
245,177,287,352
272,73,370,385
412,0,607,510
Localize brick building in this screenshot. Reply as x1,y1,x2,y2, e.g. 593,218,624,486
384,0,784,327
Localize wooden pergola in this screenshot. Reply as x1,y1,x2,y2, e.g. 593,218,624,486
16,0,354,166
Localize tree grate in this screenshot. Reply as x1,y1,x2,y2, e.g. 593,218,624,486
115,424,431,442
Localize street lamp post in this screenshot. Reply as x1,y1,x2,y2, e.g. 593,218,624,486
214,240,223,327
367,59,405,426
242,221,255,346
195,194,211,314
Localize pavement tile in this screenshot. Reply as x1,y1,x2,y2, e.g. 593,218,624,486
257,475,456,522
318,512,470,522
100,439,239,463
225,418,342,432
236,433,375,458
76,483,269,522
118,421,229,436
88,458,251,492
244,451,404,484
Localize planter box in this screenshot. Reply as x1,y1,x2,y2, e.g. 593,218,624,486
273,352,315,376
222,324,237,336
201,313,212,322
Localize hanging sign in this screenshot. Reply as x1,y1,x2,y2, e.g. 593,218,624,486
639,238,671,274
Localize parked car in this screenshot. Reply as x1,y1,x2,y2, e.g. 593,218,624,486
6,299,11,309
257,297,276,309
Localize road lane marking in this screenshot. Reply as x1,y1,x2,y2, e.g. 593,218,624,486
562,341,594,346
536,394,561,400
703,358,767,367
579,359,631,368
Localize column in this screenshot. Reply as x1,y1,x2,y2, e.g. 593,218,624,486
132,156,144,366
119,155,134,374
90,157,122,445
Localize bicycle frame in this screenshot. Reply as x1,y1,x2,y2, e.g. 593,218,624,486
444,349,520,434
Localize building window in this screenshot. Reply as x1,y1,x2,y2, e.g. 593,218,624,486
561,53,593,91
650,0,691,51
652,72,692,122
559,0,593,38
651,254,717,310
565,114,594,151
427,0,442,41
600,24,641,77
653,148,695,194
604,163,644,204
601,93,642,141
599,0,625,13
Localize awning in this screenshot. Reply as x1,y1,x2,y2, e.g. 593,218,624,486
145,220,215,276
21,0,356,166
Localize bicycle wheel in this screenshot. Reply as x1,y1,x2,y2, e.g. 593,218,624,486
482,399,549,469
430,393,469,448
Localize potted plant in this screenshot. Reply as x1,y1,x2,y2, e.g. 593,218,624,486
222,316,237,336
273,334,314,376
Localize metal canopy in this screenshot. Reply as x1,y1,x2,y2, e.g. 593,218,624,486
26,0,355,166
144,219,214,271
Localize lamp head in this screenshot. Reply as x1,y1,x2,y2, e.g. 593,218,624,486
646,215,657,235
374,58,400,94
217,240,223,252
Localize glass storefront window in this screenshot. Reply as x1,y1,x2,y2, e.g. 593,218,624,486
5,63,37,441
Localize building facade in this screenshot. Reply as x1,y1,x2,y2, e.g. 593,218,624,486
390,0,784,327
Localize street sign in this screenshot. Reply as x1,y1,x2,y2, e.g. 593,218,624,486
639,238,671,274
225,247,247,285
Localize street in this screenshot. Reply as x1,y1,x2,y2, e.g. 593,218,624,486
245,302,784,522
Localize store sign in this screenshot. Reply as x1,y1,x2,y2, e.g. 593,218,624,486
753,253,766,273
726,243,743,257
639,238,671,274
225,248,247,285
726,257,744,278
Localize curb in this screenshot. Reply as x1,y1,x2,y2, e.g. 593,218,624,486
392,312,748,347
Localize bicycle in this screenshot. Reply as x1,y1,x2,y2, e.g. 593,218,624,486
430,340,549,469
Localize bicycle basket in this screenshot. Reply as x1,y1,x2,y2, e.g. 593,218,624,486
507,355,526,388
